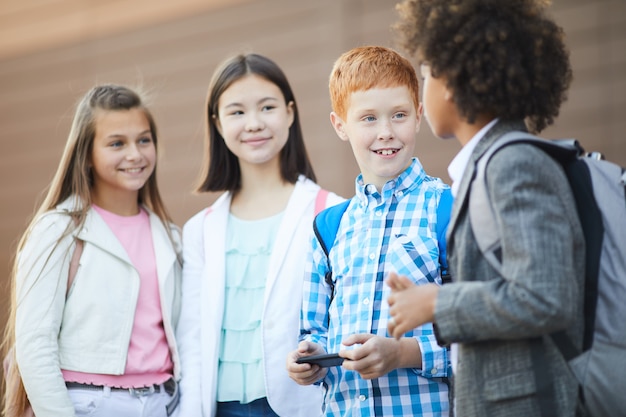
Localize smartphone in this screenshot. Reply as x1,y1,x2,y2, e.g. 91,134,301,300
296,353,344,367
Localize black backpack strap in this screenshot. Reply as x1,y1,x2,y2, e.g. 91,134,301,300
565,158,602,352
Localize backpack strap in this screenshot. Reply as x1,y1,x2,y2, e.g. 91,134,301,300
66,214,84,296
315,189,330,216
312,200,350,306
469,131,580,271
67,238,83,296
436,188,453,284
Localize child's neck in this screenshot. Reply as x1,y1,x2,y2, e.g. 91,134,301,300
230,164,295,220
455,114,496,146
91,190,140,216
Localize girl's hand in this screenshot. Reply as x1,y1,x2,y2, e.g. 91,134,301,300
387,272,439,339
286,341,328,385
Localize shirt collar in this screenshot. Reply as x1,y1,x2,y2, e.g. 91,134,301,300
355,157,425,207
447,118,499,197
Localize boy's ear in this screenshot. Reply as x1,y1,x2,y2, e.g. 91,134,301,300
330,112,349,142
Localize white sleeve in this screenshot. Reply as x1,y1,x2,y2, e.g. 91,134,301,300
15,213,76,417
174,213,205,417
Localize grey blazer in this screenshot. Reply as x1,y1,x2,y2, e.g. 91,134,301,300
435,120,586,417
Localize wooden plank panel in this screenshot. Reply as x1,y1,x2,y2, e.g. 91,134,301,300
0,0,255,60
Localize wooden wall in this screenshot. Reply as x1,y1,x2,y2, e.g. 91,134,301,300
0,0,624,378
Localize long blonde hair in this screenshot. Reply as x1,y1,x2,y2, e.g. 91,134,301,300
1,84,176,416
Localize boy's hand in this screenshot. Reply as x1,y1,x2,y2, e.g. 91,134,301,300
386,271,415,291
387,272,439,339
286,341,328,385
340,333,421,379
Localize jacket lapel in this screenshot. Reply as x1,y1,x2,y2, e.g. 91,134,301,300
447,120,527,249
203,193,230,307
264,177,312,304
77,209,132,265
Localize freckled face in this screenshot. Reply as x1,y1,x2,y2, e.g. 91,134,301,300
330,85,422,190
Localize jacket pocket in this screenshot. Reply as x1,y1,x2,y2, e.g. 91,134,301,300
483,369,536,401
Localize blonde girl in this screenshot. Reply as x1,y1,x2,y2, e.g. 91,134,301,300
2,84,182,417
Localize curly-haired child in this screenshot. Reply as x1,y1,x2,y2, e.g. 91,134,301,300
387,1,586,416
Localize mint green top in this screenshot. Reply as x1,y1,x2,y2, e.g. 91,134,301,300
217,212,283,403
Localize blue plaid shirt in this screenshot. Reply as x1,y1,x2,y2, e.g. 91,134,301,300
300,158,451,416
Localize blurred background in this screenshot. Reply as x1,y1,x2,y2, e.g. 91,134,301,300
0,0,624,373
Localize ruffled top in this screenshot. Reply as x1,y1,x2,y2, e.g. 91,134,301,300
217,211,283,403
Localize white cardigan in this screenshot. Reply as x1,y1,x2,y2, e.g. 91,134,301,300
176,176,344,417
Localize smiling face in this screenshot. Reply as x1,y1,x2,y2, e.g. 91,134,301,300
90,107,155,210
215,74,294,171
330,85,422,190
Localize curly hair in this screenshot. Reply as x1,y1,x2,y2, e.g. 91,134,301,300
394,0,572,132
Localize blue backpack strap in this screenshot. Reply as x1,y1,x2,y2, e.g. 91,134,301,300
313,200,350,258
312,200,350,304
436,188,453,283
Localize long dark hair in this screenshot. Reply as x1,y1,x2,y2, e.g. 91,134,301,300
196,53,316,192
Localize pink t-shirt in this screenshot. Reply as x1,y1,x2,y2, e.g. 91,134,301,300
62,205,173,388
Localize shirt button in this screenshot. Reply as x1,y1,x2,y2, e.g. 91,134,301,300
363,298,370,305
369,253,375,260
430,368,438,375
359,394,366,402
375,210,382,217
397,190,403,197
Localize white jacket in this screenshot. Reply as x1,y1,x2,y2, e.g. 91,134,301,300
15,198,182,417
176,176,344,417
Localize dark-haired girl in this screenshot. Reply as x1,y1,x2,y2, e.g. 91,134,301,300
176,53,343,417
